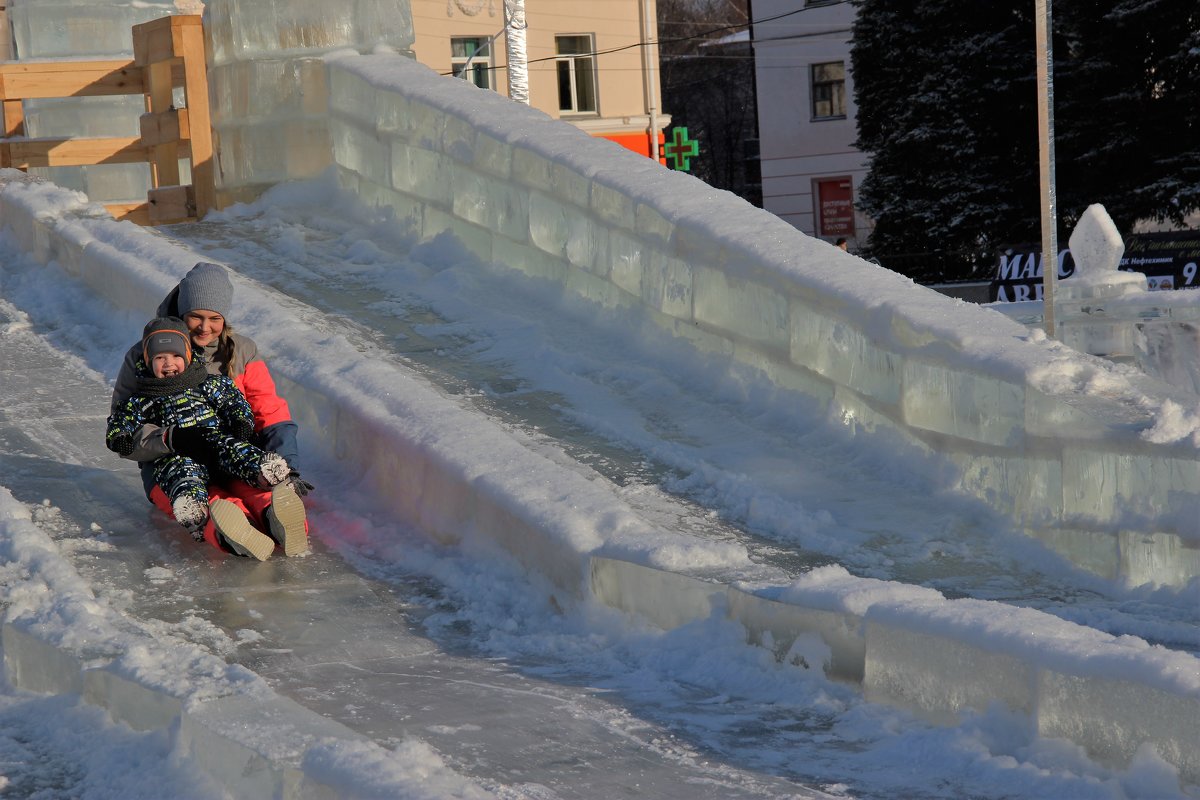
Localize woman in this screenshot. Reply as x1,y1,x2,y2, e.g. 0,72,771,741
110,261,313,558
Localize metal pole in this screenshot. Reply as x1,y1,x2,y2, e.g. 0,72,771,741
641,0,659,161
1035,0,1057,337
504,0,529,104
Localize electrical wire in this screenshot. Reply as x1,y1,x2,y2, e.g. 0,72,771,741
437,0,852,76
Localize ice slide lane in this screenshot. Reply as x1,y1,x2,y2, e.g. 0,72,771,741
157,206,1200,657
0,299,832,799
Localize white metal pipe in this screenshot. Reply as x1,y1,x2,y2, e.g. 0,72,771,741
504,0,529,104
641,0,659,161
1035,0,1058,337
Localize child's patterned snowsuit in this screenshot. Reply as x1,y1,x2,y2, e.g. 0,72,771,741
106,360,272,507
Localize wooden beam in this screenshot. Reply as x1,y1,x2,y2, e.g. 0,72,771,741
145,60,179,187
2,98,23,138
1,136,154,168
0,61,143,99
147,184,196,225
139,107,190,146
133,15,203,66
177,17,215,217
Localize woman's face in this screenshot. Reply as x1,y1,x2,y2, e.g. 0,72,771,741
184,310,225,347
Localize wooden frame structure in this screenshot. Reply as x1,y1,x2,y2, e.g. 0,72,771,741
0,15,213,225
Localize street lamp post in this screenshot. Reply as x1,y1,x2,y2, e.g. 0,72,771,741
1035,0,1058,337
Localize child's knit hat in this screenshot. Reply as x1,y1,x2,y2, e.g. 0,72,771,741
177,261,233,318
142,317,192,365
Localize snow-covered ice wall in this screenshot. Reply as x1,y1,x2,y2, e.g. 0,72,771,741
315,53,1200,547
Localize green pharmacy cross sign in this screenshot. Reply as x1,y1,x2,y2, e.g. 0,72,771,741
663,126,699,171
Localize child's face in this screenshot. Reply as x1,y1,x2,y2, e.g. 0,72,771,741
152,353,187,378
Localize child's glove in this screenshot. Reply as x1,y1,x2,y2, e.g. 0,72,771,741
165,425,220,463
286,471,314,496
107,432,135,457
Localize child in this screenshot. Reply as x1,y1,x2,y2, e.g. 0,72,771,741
106,317,293,560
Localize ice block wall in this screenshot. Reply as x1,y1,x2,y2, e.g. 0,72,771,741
202,0,414,206
314,53,1200,547
6,0,191,202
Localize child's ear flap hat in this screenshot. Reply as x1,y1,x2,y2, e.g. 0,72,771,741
142,316,192,365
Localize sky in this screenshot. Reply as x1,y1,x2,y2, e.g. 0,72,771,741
0,166,1197,799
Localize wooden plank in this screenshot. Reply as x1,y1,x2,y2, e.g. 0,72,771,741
0,61,142,99
104,202,151,226
139,107,189,147
3,98,24,138
178,19,215,217
145,60,179,187
133,15,202,66
2,136,150,168
147,184,195,225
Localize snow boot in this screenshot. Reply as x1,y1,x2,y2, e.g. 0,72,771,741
255,452,292,489
209,499,274,561
266,482,308,557
172,494,208,541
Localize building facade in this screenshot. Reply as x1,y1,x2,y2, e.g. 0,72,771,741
410,0,668,159
751,0,869,249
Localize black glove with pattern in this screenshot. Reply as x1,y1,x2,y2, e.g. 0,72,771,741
287,471,314,496
165,425,221,464
108,432,135,457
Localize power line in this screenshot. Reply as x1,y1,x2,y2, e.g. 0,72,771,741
438,0,852,77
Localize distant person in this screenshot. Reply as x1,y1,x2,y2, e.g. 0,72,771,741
109,262,311,559
107,317,298,560
835,237,849,251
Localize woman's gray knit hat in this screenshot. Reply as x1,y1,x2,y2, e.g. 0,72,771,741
176,262,233,318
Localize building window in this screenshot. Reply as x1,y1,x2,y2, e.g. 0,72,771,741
811,61,846,119
555,34,597,114
451,37,492,89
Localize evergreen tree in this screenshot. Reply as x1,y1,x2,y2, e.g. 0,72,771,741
851,0,1200,281
1056,0,1200,230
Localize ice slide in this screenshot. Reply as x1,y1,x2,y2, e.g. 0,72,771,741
0,55,1199,800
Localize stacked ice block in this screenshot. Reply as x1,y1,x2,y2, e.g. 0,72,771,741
7,0,183,203
203,0,415,205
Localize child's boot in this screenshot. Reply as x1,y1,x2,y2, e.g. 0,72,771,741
209,499,274,561
266,482,309,557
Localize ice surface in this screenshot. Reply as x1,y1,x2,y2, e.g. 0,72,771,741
22,96,143,139
390,141,452,207
1038,672,1200,778
8,1,173,58
790,306,902,404
901,361,1024,446
693,265,790,353
209,58,329,124
451,168,529,242
204,0,413,66
863,623,1036,724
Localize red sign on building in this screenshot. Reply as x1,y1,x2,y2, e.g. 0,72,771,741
815,177,855,237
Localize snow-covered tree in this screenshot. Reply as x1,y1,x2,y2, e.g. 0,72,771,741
851,0,1199,281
